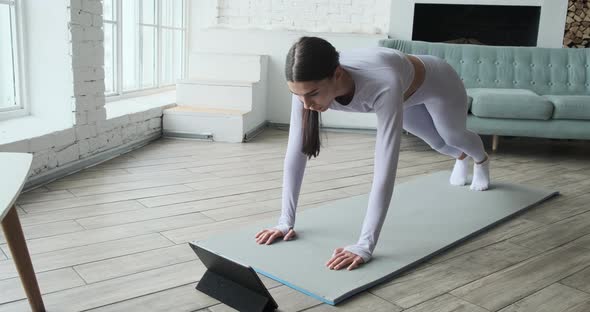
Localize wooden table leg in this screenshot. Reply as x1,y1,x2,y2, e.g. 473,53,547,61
1,205,45,312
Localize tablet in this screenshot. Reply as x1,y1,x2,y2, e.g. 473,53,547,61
189,241,278,312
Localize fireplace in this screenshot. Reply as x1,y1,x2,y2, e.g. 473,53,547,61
412,4,541,46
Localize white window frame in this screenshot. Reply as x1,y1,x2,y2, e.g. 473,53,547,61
105,0,188,102
0,0,28,121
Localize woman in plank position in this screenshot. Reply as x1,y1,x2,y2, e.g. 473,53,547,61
255,36,490,271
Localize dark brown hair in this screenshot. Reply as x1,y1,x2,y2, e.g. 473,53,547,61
285,37,339,159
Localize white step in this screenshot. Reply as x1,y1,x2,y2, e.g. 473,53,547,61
170,53,268,143
176,79,254,112
163,106,266,143
188,52,266,82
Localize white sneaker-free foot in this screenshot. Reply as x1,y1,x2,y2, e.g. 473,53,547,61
471,156,490,191
450,157,470,186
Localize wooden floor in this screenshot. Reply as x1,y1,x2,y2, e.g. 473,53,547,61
1,128,590,312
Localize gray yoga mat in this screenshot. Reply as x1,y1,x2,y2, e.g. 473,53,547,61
192,171,558,305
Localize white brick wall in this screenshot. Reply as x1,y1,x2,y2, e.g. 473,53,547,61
216,0,390,34
0,0,164,181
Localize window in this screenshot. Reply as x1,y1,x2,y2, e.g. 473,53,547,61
0,0,24,118
104,0,187,98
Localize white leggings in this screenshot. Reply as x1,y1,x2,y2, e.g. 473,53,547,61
402,55,486,162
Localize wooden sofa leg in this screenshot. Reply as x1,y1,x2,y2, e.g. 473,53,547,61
492,135,499,152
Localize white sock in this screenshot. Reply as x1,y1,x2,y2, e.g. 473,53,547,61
449,157,470,186
471,155,490,191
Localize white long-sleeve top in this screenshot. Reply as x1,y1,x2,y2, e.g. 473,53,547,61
275,47,414,263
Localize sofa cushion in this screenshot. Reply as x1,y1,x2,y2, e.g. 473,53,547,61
467,88,554,120
544,95,590,121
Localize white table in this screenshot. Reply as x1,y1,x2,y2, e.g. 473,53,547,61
1,153,45,312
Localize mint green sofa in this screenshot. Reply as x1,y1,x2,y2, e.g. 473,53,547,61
379,39,590,150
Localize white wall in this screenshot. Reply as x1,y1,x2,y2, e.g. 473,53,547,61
389,0,568,48
23,0,73,128
216,0,391,34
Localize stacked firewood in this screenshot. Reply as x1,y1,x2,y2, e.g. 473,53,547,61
564,0,590,48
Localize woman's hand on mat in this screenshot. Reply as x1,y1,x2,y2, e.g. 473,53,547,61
255,228,296,245
326,247,364,271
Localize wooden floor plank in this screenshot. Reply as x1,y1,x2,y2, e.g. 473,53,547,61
0,220,84,244
428,217,545,264
20,185,195,213
17,200,146,227
369,241,537,309
518,192,590,225
450,244,590,311
16,190,75,204
0,261,205,312
0,268,85,304
571,233,590,250
66,173,216,197
73,245,198,284
55,168,132,181
1,213,210,257
402,294,489,312
160,211,280,244
0,233,173,280
46,168,196,191
75,196,245,230
508,211,590,252
561,266,590,294
497,283,590,312
83,284,217,312
303,292,403,312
